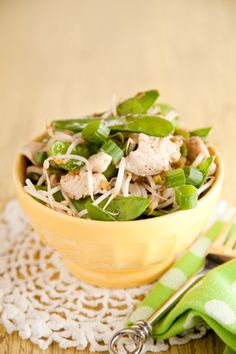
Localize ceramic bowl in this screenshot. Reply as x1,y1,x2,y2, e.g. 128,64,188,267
14,145,223,288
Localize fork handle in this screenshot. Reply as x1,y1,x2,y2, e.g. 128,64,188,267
146,268,208,327
109,268,209,354
109,269,208,354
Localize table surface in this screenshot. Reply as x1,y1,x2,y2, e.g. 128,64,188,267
1,0,236,352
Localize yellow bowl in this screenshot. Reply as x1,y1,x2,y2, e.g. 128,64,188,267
13,147,224,288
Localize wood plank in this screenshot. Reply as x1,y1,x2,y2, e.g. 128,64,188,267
0,325,225,354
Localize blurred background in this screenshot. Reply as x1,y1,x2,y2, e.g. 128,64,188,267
1,0,236,206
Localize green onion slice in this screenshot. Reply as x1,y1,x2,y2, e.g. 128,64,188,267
184,167,203,188
175,185,198,210
180,145,188,157
197,156,214,186
49,141,69,156
49,140,97,171
166,168,186,188
34,151,48,165
26,172,41,183
103,163,117,180
101,140,124,164
82,121,110,144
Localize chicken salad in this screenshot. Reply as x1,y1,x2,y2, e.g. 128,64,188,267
22,90,216,221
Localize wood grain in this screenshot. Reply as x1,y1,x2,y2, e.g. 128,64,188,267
0,0,236,352
0,324,225,354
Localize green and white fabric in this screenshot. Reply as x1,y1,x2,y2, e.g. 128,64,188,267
128,221,236,353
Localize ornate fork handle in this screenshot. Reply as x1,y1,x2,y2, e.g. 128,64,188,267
109,215,236,354
109,268,207,354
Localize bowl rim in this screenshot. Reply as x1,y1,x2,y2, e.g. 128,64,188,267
13,142,224,226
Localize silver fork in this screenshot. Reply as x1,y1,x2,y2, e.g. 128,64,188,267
109,216,236,354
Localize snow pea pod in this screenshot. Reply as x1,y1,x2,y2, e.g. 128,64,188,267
71,197,91,213
109,115,174,137
117,90,159,115
144,209,165,217
86,203,116,221
53,117,99,132
86,196,149,221
52,190,64,202
100,196,150,221
158,103,176,115
158,103,180,127
52,115,174,137
190,127,212,139
52,91,159,131
33,185,64,204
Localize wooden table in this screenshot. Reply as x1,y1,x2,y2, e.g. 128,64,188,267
1,0,236,352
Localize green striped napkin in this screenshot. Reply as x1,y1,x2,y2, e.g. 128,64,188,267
128,221,236,353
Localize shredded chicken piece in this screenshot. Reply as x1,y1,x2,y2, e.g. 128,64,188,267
175,156,187,168
124,133,181,176
88,152,112,173
171,135,183,144
63,130,74,136
111,95,117,116
209,162,217,176
21,142,45,164
121,173,132,196
49,174,60,187
129,183,142,197
60,171,109,200
149,194,159,211
186,136,209,162
26,165,43,175
125,138,137,155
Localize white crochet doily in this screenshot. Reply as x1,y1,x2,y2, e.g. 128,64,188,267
2,199,229,352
